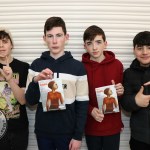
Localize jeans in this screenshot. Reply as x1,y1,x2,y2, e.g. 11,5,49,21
85,133,120,150
130,137,150,150
36,135,72,150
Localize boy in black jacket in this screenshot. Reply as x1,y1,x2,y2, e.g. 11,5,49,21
25,16,89,150
121,31,150,150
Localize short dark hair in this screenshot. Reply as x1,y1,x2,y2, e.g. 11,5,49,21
104,88,110,95
44,16,67,35
0,29,13,47
83,25,106,42
133,31,150,48
48,81,55,90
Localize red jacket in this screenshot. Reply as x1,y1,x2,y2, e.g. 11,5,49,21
82,51,124,136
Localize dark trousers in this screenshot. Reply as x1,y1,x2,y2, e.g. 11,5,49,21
130,137,150,150
85,133,120,150
0,128,29,150
36,135,72,150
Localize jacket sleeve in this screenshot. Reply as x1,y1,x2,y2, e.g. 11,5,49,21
87,104,94,115
73,100,89,140
73,71,89,140
120,70,141,112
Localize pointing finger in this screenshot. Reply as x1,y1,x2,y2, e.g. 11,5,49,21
5,56,9,67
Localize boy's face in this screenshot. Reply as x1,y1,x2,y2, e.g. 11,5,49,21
43,27,69,58
134,45,150,67
0,38,12,58
84,35,107,62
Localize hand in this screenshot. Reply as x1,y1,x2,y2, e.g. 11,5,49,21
0,56,13,82
144,81,150,86
111,80,124,96
33,68,53,82
91,107,104,122
69,139,81,150
135,86,150,107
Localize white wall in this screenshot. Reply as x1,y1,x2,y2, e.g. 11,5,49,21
0,0,150,149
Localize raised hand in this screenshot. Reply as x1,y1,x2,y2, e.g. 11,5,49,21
0,56,13,82
135,86,150,107
111,80,124,96
33,68,53,83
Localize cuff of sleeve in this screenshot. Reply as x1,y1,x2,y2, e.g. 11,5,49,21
73,132,83,141
133,95,141,110
88,105,94,115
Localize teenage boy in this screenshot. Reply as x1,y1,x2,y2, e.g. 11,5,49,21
25,16,89,150
82,25,124,150
121,31,150,150
0,28,29,150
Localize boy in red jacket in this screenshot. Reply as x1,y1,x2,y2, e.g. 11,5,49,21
82,25,124,150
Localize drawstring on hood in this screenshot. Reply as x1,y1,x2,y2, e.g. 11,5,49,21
40,51,73,78
82,50,116,87
82,51,116,65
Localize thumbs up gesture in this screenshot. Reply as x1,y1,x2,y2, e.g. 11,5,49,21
135,86,150,107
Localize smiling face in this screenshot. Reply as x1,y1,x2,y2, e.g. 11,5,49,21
84,35,107,62
133,45,150,67
43,27,69,59
133,31,150,67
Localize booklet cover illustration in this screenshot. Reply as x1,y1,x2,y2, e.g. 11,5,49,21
38,78,65,111
95,85,119,114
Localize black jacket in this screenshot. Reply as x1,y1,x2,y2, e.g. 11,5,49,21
121,59,150,144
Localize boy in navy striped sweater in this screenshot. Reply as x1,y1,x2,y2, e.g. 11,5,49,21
25,16,89,150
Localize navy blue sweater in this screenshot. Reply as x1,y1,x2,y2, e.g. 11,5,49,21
25,51,89,140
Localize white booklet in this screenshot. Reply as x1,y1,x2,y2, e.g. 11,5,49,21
38,78,65,112
95,85,119,114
